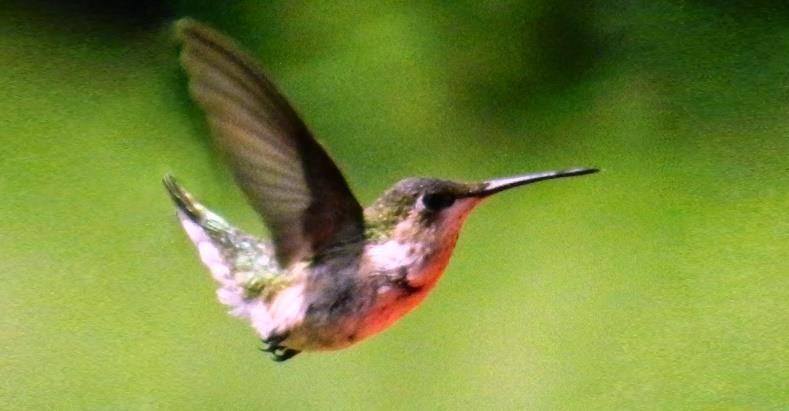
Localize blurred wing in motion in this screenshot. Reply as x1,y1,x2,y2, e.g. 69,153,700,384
176,18,363,267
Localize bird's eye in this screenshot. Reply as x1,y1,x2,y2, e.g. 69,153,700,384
421,193,455,211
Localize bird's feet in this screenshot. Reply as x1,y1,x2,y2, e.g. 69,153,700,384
271,347,300,362
260,334,300,362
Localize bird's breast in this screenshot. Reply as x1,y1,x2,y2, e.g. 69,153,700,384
283,240,457,352
353,240,456,341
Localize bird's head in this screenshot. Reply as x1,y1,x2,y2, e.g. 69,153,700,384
364,168,599,246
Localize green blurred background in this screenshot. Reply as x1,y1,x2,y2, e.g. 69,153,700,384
1,1,787,409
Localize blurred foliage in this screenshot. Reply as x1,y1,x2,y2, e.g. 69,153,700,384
1,1,787,409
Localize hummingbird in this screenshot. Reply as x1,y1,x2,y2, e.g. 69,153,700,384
164,18,598,362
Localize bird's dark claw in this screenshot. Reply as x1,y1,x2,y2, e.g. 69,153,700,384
260,333,300,362
272,348,300,362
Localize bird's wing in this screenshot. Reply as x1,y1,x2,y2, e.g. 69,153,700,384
176,18,364,267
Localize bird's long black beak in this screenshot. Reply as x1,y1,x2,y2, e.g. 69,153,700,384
469,167,599,198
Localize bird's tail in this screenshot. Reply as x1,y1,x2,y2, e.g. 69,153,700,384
163,174,255,317
162,174,286,340
163,174,205,223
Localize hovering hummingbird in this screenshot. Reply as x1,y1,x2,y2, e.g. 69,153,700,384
165,18,597,361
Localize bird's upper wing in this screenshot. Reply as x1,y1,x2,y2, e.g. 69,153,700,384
176,18,364,267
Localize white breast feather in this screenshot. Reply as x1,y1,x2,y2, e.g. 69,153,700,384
366,240,422,272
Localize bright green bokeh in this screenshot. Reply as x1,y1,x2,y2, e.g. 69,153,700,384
2,2,787,409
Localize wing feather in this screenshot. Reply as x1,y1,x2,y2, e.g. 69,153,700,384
176,18,363,266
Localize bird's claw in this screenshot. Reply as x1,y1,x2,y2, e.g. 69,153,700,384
260,334,300,362
271,348,300,362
